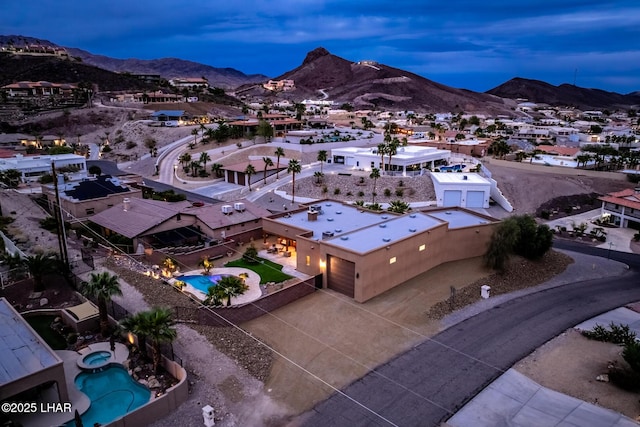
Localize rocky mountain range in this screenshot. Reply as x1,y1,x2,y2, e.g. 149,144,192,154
487,77,640,110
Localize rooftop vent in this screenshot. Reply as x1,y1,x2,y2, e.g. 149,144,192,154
445,211,452,215
308,210,319,222
379,224,387,228
381,215,388,219
409,228,417,232
325,203,332,207
222,205,233,215
327,218,334,222
382,237,391,242
335,228,342,233
234,202,246,212
123,198,131,212
409,214,416,218
336,211,342,214
340,236,349,241
322,231,334,239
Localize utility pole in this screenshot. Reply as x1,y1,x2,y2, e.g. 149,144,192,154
51,162,70,271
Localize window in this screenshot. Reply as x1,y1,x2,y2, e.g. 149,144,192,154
389,257,396,264
85,208,95,215
306,255,310,266
419,244,426,252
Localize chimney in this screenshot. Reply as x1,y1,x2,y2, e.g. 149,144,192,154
308,210,318,222
123,198,131,211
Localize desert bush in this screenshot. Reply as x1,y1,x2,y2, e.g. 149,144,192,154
322,185,328,194
242,244,259,264
540,210,550,220
333,188,341,195
357,191,364,197
395,189,404,197
623,340,640,371
582,323,636,345
126,141,137,149
608,365,640,392
346,191,353,196
384,188,392,197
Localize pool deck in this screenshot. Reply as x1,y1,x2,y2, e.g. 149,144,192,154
175,267,263,305
15,342,130,427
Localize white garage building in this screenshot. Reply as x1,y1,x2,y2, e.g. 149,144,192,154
331,145,451,176
430,172,491,208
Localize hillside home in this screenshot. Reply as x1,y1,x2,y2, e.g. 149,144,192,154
0,153,87,183
599,188,640,230
262,201,497,302
331,145,451,176
41,175,142,220
263,80,295,91
2,81,77,98
169,78,209,89
151,110,191,126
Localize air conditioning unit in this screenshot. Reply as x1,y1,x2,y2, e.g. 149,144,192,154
221,205,233,215
234,202,246,212
322,231,334,239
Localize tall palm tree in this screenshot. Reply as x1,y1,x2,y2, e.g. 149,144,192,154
190,128,199,145
145,307,177,373
244,164,256,191
317,150,328,174
82,272,122,337
377,143,387,173
287,159,302,204
199,152,211,170
274,147,285,179
387,139,399,174
179,153,191,168
262,157,273,184
216,276,249,307
120,311,151,358
369,168,380,204
23,254,58,292
205,127,215,144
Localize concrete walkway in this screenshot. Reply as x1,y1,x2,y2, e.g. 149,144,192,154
447,308,640,427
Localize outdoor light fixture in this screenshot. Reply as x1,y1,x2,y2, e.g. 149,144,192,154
319,259,326,269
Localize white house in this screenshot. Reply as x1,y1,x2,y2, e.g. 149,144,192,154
0,153,87,183
331,145,451,176
430,172,491,208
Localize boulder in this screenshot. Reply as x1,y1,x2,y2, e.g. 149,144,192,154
596,374,609,382
39,298,49,306
147,378,161,389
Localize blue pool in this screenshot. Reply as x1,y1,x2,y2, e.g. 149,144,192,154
66,365,150,427
439,164,466,172
178,274,230,293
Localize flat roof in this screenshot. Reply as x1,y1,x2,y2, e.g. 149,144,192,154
427,210,492,229
430,172,490,185
326,212,443,253
0,298,60,386
274,202,387,239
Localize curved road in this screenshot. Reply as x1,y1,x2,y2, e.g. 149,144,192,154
303,243,640,427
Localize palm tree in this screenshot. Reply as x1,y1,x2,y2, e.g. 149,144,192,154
388,200,411,214
211,163,223,178
287,159,302,204
179,153,191,168
189,161,200,177
377,143,387,173
274,147,285,179
313,171,324,184
199,152,211,170
23,254,58,292
82,272,122,337
144,307,177,373
262,157,273,184
120,311,151,358
216,276,249,307
369,168,380,204
244,164,256,191
387,139,399,174
191,128,199,145
317,150,328,174
204,285,226,307
204,127,215,144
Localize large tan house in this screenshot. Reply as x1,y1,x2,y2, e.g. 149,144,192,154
262,200,497,302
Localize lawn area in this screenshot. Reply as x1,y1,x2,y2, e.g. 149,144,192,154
24,315,68,350
225,257,292,284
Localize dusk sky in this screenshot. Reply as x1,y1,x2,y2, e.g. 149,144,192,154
3,0,640,94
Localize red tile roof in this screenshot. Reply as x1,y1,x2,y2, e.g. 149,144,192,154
536,145,580,156
599,188,640,210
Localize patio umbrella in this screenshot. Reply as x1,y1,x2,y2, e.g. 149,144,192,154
74,409,84,427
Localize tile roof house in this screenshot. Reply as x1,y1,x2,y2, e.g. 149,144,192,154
89,198,270,253
599,188,640,229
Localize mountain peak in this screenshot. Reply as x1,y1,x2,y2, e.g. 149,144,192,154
303,47,330,65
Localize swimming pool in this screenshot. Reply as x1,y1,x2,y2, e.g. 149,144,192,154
66,365,150,427
178,274,230,293
439,164,466,172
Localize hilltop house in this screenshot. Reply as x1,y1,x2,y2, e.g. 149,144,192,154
0,153,87,183
599,188,640,230
331,145,451,176
169,78,209,90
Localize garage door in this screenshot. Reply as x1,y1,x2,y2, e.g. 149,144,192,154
443,190,462,207
327,255,355,298
466,191,485,208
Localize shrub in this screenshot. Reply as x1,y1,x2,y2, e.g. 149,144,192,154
346,191,353,196
322,185,328,194
395,189,404,197
357,191,364,197
608,365,640,392
540,210,550,220
384,188,392,197
582,323,637,345
242,244,259,264
623,340,640,372
333,188,341,195
398,180,404,187
634,232,640,242
101,145,112,153
126,141,137,149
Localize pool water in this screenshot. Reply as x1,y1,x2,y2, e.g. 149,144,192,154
439,164,466,172
66,365,150,426
178,274,229,293
83,351,111,366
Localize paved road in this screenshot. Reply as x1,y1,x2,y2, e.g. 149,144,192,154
302,243,640,427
